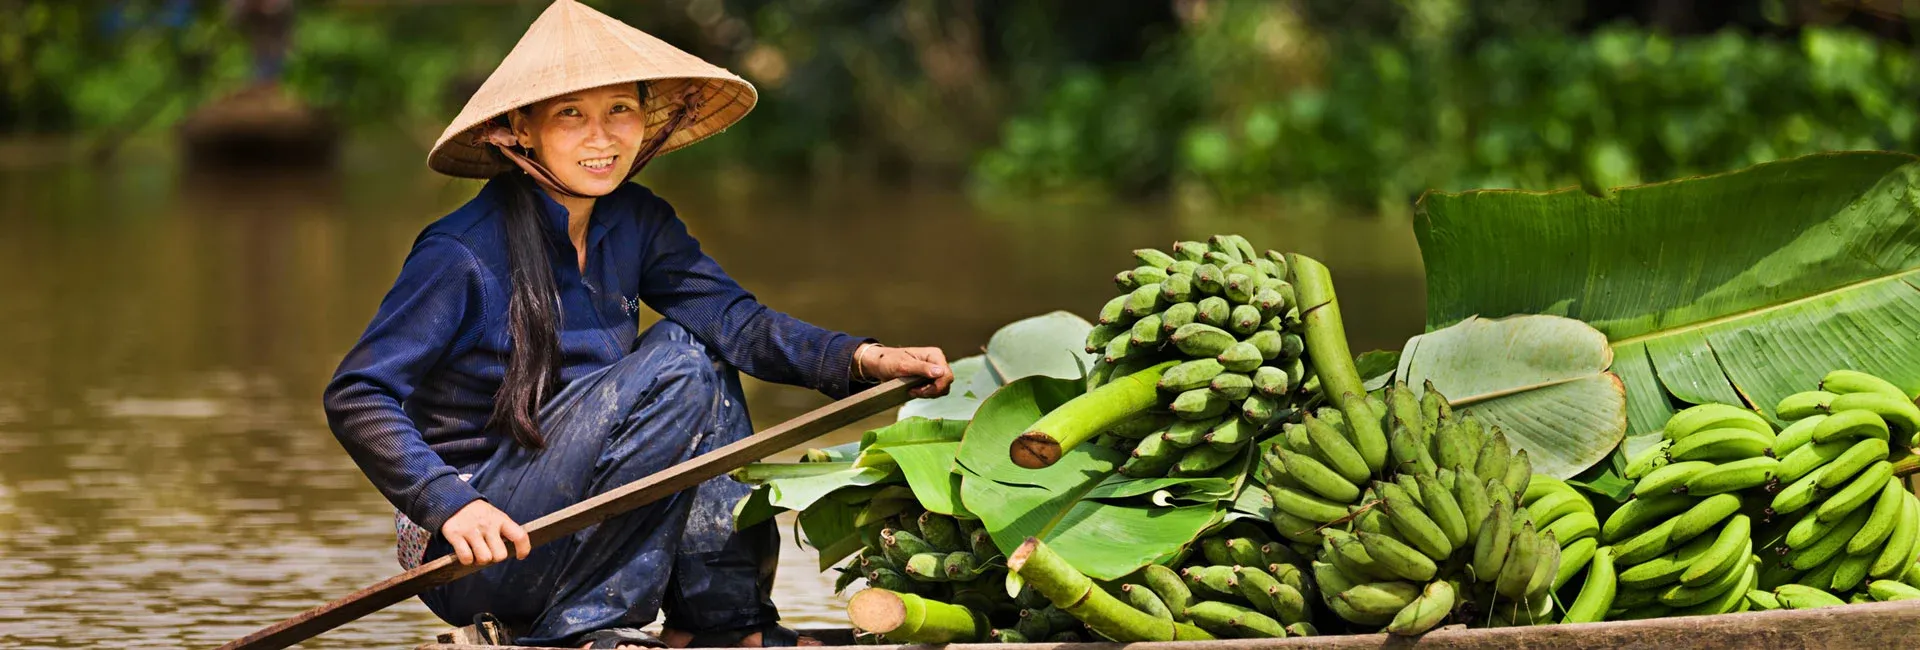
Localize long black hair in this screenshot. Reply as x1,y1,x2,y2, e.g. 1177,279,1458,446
489,170,561,450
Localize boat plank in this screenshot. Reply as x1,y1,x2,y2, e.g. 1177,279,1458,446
413,599,1920,650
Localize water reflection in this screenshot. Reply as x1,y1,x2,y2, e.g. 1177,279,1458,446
0,144,1423,648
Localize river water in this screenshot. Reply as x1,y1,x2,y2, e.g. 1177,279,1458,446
0,141,1425,648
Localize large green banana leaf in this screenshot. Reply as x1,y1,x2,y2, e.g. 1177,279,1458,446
1416,151,1920,459
1392,315,1626,479
898,311,1096,421
954,375,1226,581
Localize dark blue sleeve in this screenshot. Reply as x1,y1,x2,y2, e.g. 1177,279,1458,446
636,196,872,399
322,234,489,533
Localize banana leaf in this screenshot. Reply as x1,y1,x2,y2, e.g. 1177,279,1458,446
954,375,1224,580
1392,315,1627,479
898,311,1097,421
860,417,972,517
1416,151,1920,459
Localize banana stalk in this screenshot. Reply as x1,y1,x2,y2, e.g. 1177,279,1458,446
846,589,985,643
1008,538,1216,641
1011,360,1181,469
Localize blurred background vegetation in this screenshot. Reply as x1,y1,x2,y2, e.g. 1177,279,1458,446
6,0,1920,211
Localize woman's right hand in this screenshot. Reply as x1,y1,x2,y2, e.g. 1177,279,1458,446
440,500,531,566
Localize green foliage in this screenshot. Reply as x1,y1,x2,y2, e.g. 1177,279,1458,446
974,3,1920,206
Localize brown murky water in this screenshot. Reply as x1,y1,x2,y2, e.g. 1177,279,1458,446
0,141,1425,648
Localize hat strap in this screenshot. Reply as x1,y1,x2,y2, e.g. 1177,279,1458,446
475,83,709,200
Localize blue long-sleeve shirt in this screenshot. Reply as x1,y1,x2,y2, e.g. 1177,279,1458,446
324,177,871,534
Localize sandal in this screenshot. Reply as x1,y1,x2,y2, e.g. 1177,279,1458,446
577,628,669,649
684,623,812,648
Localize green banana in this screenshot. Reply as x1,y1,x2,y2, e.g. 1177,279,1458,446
1252,366,1288,397
1773,414,1829,456
1337,581,1423,620
1168,259,1201,277
1173,442,1242,476
1242,393,1284,427
941,551,985,580
1172,240,1211,262
1166,416,1224,447
1312,560,1359,600
1085,323,1127,354
1614,517,1679,565
1344,395,1391,475
1787,505,1872,570
1624,441,1674,480
1813,460,1894,523
1303,413,1370,484
1269,509,1323,545
1870,579,1920,601
1850,479,1912,556
1543,511,1600,545
1828,392,1920,436
1746,589,1782,611
1619,529,1718,589
1521,475,1576,508
1160,272,1194,303
1667,427,1774,462
1217,341,1263,373
1524,490,1589,528
1675,562,1756,617
1386,580,1456,636
1502,449,1534,501
1658,542,1749,607
1121,583,1175,620
1664,403,1773,441
1121,432,1181,477
1634,461,1717,498
1415,473,1470,549
1564,546,1617,623
1773,584,1847,609
1870,490,1920,578
1124,283,1166,319
1811,408,1890,444
1476,430,1512,484
1453,466,1493,541
1388,423,1436,477
1831,551,1875,593
1271,446,1360,502
1098,294,1132,325
1495,522,1541,599
1388,382,1424,438
1172,388,1229,420
1135,248,1178,269
1816,437,1891,489
1822,369,1911,400
1171,324,1237,360
1524,531,1561,598
1473,502,1513,583
903,552,948,581
1356,530,1440,582
1223,536,1266,568
1799,554,1845,594
1223,274,1260,305
1182,565,1240,602
917,512,963,552
1775,439,1850,484
1769,464,1829,517
1232,566,1286,618
1380,484,1454,561
1670,493,1743,545
1680,456,1780,495
1681,515,1752,586
1268,484,1350,524
1204,416,1255,449
1603,493,1696,543
1142,564,1193,620
1129,313,1166,347
1195,295,1230,327
1776,390,1838,420
1555,536,1600,591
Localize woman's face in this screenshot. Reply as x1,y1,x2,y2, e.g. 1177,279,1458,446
511,82,646,197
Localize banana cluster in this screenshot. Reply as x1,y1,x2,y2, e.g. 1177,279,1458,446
1107,523,1320,639
1084,235,1309,480
1751,370,1920,602
1517,476,1610,621
1266,381,1557,634
846,498,1091,643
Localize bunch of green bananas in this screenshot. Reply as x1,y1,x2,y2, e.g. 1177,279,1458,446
1083,234,1310,480
1265,381,1558,634
1747,370,1920,603
1103,523,1320,639
1516,475,1612,622
840,496,1092,643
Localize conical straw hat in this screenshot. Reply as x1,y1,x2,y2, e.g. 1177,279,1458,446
427,0,757,178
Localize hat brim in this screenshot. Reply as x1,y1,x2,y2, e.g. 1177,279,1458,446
428,75,755,179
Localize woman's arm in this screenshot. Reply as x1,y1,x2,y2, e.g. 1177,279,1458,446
635,197,950,398
322,235,489,535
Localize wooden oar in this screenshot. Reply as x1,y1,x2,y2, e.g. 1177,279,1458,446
219,377,926,650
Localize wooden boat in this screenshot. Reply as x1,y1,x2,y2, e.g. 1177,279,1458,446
413,598,1920,649
177,84,337,168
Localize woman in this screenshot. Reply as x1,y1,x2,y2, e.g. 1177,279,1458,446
322,2,953,648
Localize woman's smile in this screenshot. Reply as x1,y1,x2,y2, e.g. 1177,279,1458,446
579,155,618,174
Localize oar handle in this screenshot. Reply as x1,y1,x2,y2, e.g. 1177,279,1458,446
218,377,926,650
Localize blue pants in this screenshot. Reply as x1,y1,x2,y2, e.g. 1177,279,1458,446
421,321,779,646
